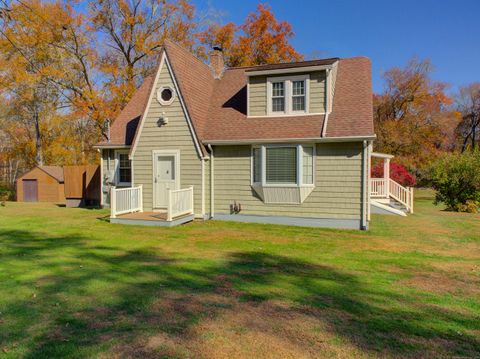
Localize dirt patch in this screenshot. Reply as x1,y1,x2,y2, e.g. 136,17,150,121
400,271,480,296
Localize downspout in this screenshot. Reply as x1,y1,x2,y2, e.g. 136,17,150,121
321,67,332,137
201,158,205,219
207,144,214,218
361,140,368,230
98,148,103,207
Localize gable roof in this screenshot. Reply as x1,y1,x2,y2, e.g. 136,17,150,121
18,165,64,182
96,42,374,149
97,76,154,147
39,166,64,182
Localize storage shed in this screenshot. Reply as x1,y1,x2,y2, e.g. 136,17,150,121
16,166,65,203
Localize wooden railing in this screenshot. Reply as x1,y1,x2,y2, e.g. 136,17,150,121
389,179,414,213
167,186,194,221
370,178,388,198
370,178,414,213
110,185,143,218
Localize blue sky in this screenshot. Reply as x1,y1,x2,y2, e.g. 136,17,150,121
196,0,480,93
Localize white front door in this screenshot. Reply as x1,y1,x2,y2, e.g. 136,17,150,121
154,154,177,208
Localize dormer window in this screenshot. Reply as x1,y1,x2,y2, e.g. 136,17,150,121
271,82,285,112
267,75,309,115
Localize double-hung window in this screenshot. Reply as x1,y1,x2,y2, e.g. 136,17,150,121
252,144,314,186
116,151,131,185
271,82,285,112
267,75,309,115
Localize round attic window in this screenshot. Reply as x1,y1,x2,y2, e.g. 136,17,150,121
157,86,175,105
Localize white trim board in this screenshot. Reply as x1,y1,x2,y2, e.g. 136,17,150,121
245,64,335,77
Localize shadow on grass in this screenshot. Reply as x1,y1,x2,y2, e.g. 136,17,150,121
0,229,478,358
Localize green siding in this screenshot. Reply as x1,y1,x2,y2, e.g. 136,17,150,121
213,142,363,219
132,61,204,214
248,71,326,116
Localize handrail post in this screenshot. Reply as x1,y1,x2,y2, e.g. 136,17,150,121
110,186,116,218
167,189,172,221
139,185,143,212
410,187,414,213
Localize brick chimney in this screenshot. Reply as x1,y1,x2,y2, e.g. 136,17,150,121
210,46,225,79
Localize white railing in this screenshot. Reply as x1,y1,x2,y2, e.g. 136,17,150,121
110,185,143,218
370,178,414,213
389,179,414,213
370,178,388,198
167,186,194,221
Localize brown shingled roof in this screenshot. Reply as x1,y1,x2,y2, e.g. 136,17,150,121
325,57,374,137
39,166,64,182
97,76,154,147
95,42,374,148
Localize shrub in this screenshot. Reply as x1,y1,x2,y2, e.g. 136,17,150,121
0,184,15,201
371,162,416,187
429,150,480,212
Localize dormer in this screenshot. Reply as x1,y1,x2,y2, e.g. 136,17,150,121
246,59,338,118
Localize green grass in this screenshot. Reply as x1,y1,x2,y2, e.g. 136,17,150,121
0,190,479,358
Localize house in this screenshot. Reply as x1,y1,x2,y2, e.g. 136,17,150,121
16,166,65,203
94,40,413,230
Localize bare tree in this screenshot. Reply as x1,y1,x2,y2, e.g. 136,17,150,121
455,83,480,152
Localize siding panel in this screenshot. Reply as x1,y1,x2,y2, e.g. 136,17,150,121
213,142,363,220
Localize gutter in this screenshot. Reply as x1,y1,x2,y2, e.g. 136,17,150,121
204,135,376,146
93,144,131,149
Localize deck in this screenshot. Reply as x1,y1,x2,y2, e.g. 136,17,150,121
110,211,195,227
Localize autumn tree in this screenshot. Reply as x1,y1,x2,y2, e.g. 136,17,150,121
89,0,197,108
197,3,303,67
454,83,480,152
0,0,67,165
373,58,458,172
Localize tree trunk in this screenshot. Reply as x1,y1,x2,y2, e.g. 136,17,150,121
34,111,43,165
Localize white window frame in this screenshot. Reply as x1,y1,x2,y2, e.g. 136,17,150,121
266,75,310,116
156,85,176,106
115,149,132,186
251,144,315,188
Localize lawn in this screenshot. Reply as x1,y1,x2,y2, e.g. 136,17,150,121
0,191,479,358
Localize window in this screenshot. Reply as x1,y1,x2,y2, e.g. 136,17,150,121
252,144,314,186
302,146,314,184
253,148,261,183
117,152,131,185
292,80,306,111
271,82,285,112
267,75,309,115
266,147,297,184
157,85,175,105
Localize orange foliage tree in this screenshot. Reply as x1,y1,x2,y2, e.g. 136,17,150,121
374,58,459,173
197,4,303,67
